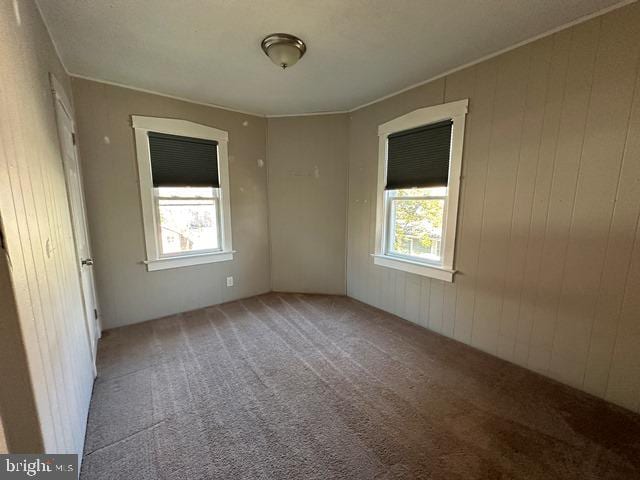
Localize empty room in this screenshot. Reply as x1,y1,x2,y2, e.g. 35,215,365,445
2,0,640,478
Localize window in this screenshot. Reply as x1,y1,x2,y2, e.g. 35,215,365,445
373,100,468,282
155,187,220,255
387,187,446,262
132,116,233,271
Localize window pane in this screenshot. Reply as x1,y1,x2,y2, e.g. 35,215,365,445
390,186,447,197
158,196,219,255
389,196,445,263
156,186,216,198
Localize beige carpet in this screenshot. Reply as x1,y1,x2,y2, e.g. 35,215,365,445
80,293,640,479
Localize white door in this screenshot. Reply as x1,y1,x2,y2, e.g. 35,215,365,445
50,75,100,363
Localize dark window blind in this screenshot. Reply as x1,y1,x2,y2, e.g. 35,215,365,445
386,119,452,190
148,131,219,187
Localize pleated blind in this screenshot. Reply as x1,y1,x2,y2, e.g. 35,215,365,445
386,120,452,190
148,131,219,187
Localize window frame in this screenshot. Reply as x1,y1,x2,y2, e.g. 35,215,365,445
373,99,468,282
132,116,233,271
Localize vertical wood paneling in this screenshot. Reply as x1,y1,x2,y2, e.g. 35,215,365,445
470,48,529,355
551,8,640,388
441,284,456,339
419,277,431,329
393,271,406,318
596,8,640,410
606,218,640,409
346,2,640,413
365,196,379,307
509,37,554,366
428,280,444,333
378,267,393,312
346,111,370,304
0,100,61,450
584,50,640,399
441,69,476,339
520,29,572,374
452,60,497,344
0,0,94,452
2,42,71,452
404,274,421,325
530,19,601,383
19,75,80,449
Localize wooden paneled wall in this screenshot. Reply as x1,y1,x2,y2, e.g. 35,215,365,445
347,3,640,412
0,0,95,452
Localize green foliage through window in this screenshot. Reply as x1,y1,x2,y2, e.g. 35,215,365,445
389,187,445,260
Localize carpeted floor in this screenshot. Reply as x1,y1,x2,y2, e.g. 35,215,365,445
80,293,640,479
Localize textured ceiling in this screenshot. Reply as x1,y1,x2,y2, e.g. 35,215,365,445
37,0,627,116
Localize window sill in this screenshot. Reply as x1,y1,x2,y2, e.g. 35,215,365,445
372,254,455,282
144,250,234,271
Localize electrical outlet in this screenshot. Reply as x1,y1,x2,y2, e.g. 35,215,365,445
226,276,234,287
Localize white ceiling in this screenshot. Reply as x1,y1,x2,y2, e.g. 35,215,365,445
37,0,627,116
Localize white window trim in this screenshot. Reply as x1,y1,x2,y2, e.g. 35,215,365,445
132,115,234,271
373,99,468,282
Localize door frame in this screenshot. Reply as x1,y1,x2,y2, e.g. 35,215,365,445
50,74,101,369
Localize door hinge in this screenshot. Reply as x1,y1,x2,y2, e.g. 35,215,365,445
71,132,76,145
94,309,98,320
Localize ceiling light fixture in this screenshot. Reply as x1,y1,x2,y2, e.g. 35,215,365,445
261,33,306,69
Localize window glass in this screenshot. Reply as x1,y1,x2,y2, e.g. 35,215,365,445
387,187,446,263
155,187,220,255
